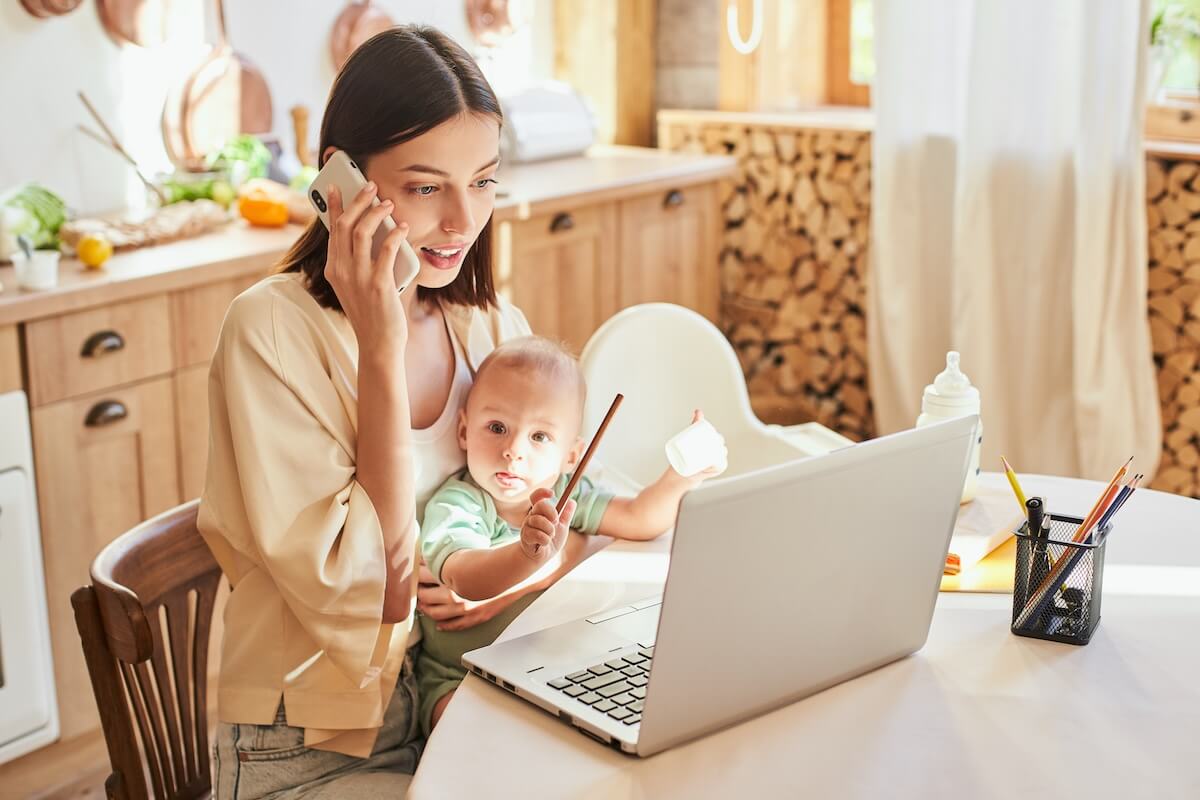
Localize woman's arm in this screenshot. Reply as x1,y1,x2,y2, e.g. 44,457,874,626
324,183,420,623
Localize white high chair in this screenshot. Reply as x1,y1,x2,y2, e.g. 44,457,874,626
578,303,855,489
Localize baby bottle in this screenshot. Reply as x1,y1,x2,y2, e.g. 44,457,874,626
916,351,982,504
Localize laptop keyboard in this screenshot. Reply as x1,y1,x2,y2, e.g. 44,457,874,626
546,646,654,726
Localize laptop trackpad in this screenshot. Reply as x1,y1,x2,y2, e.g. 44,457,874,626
596,605,660,644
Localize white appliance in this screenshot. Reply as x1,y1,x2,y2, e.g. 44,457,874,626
0,390,59,764
499,81,596,163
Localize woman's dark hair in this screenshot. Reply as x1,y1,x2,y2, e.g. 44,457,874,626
278,26,501,311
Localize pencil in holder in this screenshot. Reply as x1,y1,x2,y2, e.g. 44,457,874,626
1010,513,1109,645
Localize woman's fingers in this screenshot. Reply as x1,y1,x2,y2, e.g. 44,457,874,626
332,181,377,240
373,219,411,284
418,563,439,586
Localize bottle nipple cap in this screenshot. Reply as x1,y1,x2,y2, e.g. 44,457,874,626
933,351,972,396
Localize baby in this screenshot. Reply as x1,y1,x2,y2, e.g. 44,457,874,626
416,335,725,734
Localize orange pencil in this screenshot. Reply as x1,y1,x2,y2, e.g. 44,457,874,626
1072,456,1132,543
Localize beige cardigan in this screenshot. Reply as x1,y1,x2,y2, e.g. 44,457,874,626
198,273,530,757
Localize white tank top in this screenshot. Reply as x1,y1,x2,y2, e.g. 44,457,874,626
410,316,472,519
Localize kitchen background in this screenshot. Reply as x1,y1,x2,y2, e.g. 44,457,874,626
3,2,1200,797
0,0,556,215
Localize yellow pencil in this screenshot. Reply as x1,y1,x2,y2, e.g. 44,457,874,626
1000,456,1028,511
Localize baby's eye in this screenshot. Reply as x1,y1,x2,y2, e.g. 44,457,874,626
488,422,506,434
531,431,550,443
410,185,437,196
474,178,498,190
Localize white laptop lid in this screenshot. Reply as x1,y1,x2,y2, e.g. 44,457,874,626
636,416,977,755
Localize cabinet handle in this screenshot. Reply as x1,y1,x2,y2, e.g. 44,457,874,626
549,212,574,233
85,400,128,428
80,329,125,358
663,189,685,209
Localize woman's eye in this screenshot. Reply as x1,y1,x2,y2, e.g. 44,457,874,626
411,185,437,196
488,422,505,434
474,178,498,190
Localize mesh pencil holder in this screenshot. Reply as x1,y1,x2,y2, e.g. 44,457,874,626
1010,513,1110,645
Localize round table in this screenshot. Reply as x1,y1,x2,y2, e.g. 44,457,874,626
410,473,1200,799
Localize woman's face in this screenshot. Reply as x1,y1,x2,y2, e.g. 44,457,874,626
363,112,501,290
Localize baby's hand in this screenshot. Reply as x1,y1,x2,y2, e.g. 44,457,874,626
519,487,577,561
676,409,728,483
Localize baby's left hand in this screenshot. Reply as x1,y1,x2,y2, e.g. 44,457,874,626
679,409,727,483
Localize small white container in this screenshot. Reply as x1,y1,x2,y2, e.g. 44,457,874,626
665,418,728,477
916,351,983,504
12,250,60,291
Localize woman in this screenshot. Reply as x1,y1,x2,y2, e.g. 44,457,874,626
199,26,586,798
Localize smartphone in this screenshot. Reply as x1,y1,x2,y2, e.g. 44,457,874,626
308,150,421,292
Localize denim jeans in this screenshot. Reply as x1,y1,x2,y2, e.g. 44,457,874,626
212,649,423,799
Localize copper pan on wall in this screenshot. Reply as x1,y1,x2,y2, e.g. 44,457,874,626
330,0,395,71
162,0,272,169
20,0,83,18
95,0,170,47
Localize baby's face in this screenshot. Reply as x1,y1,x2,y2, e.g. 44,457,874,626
458,364,583,506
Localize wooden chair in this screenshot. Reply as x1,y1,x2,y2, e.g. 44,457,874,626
71,499,221,800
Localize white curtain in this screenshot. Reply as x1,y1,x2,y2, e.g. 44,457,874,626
869,0,1162,482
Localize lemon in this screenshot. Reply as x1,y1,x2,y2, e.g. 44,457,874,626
78,234,114,269
211,179,235,208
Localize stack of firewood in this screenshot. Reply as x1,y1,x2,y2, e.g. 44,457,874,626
1147,157,1200,498
661,117,1200,498
660,121,875,442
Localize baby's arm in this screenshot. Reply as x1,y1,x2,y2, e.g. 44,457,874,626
595,468,701,541
440,543,548,601
437,488,577,601
596,410,727,541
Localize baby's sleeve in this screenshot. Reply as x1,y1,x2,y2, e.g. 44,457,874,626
421,481,498,582
566,474,615,535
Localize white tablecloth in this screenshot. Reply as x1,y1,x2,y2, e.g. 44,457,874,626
410,473,1200,799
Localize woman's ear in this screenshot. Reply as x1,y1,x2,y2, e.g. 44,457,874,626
321,146,337,165
457,409,469,450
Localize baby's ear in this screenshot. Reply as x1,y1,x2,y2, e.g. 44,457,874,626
457,409,469,450
565,437,584,471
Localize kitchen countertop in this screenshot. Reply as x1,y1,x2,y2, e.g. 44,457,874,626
0,146,735,327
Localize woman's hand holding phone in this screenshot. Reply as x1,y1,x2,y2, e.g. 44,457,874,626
324,182,413,349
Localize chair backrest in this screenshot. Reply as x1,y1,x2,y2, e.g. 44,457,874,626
580,303,804,486
71,499,220,800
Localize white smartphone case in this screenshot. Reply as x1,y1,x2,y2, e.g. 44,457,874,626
308,150,421,292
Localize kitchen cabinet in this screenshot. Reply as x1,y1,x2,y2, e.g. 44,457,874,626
618,183,720,321
495,176,726,353
174,363,211,502
0,324,19,393
24,295,173,406
31,377,180,739
500,202,620,355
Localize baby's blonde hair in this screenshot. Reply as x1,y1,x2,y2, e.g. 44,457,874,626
472,335,587,418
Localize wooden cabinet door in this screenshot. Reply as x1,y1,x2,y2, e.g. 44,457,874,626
499,202,619,355
617,183,720,321
172,274,258,368
175,363,210,501
31,376,181,739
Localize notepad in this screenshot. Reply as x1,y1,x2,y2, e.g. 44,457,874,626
940,536,1017,593
949,485,1021,567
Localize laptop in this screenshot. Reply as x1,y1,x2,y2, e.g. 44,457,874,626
462,416,978,757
